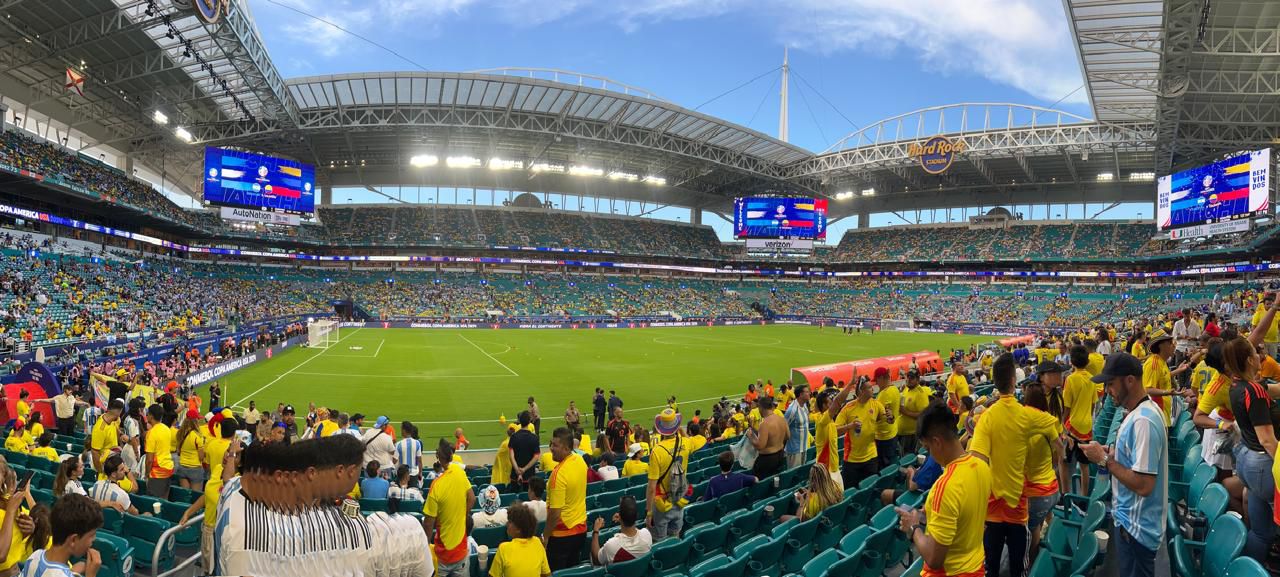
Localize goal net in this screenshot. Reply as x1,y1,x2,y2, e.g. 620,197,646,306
308,319,340,348
880,318,914,332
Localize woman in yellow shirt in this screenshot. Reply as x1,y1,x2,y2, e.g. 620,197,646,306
780,464,844,523
174,410,207,492
24,413,42,445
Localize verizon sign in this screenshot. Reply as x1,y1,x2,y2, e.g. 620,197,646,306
745,238,814,250
220,206,300,227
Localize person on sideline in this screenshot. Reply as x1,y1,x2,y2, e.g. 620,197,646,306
1081,353,1168,577
896,402,991,577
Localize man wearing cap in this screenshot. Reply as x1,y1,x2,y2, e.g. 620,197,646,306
1081,353,1166,577
647,408,692,542
280,405,297,442
361,416,396,476
898,369,931,455
783,385,812,470
873,367,900,470
349,413,365,434
1144,333,1191,427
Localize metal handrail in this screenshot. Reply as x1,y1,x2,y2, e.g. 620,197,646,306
152,513,203,577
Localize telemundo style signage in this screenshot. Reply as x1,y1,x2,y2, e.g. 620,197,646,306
908,135,967,175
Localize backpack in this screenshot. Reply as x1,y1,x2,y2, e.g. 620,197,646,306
656,436,689,510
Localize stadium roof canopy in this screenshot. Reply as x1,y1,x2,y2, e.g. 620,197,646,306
0,0,1272,220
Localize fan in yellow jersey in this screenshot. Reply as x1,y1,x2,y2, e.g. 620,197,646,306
1191,341,1238,473
1142,335,1194,427
945,363,970,414
897,402,992,577
898,369,932,455
1062,347,1098,499
424,439,477,575
1252,297,1280,358
90,400,124,480
544,427,587,571
969,353,1058,577
1019,379,1065,564
815,382,855,490
835,377,886,490
873,367,901,470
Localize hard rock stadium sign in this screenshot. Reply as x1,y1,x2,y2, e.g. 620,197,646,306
908,135,967,175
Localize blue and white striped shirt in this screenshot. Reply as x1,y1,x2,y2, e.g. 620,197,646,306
395,437,422,477
1112,398,1168,550
19,550,74,577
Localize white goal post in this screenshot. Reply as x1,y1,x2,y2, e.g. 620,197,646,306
880,318,914,332
308,319,340,348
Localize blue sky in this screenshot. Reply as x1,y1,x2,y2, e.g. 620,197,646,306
242,0,1113,237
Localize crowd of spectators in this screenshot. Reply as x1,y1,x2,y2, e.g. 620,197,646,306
828,222,1156,263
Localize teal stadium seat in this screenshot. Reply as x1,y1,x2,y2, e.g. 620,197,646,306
648,535,693,576
1172,513,1247,577
121,513,175,571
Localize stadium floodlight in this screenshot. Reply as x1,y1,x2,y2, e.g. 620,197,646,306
489,158,521,171
861,188,876,196
174,126,192,143
530,162,565,173
569,165,604,177
410,154,439,167
642,175,666,186
608,171,639,181
152,110,168,125
1129,172,1155,181
446,155,481,168
1096,172,1115,182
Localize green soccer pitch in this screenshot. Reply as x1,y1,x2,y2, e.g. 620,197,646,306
220,325,993,448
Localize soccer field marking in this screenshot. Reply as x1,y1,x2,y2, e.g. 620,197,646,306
457,333,520,376
288,371,516,379
230,328,362,407
326,339,386,358
650,334,854,357
406,392,737,425
463,340,512,355
652,335,782,347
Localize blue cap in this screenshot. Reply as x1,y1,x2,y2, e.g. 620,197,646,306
375,416,389,428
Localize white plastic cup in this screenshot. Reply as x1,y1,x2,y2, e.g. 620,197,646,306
1094,529,1109,550
764,505,775,519
477,545,489,571
65,443,72,451
917,454,926,465
152,502,162,515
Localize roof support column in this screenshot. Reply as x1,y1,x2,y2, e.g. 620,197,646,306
321,185,333,206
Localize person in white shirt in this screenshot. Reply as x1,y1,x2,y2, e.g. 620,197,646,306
395,422,423,481
242,401,261,430
471,484,508,529
360,416,396,476
87,455,137,514
596,454,619,481
591,496,652,566
1173,308,1203,354
388,465,424,502
523,477,548,523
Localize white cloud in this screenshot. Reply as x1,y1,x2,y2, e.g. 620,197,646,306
262,0,1086,107
777,0,1085,104
280,5,373,57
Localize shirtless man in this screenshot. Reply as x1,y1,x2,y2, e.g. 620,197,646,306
748,396,788,479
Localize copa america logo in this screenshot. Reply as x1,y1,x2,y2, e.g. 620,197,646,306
193,0,231,25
